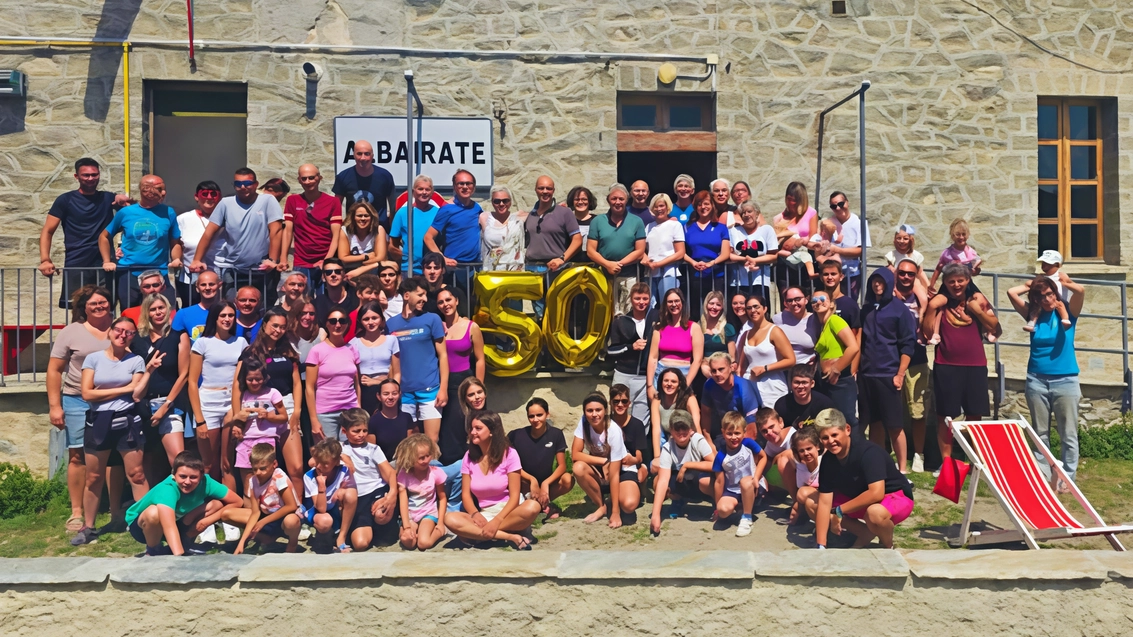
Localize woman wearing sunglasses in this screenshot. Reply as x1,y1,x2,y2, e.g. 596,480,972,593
305,306,361,443
810,291,861,434
480,185,525,271
176,181,227,307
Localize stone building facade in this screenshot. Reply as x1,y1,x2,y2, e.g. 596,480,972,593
0,0,1130,277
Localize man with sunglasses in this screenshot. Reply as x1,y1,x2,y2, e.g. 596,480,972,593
424,170,483,299
281,164,342,295
826,191,871,299
524,175,581,321
376,264,403,320
313,258,359,326
99,174,182,311
893,257,931,473
333,140,394,229
120,270,178,324
40,157,135,308
176,181,227,307
389,175,441,276
188,168,284,306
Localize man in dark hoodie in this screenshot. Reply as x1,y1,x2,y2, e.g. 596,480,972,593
606,282,658,428
857,268,916,472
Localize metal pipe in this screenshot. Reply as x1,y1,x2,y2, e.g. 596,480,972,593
0,35,713,64
858,79,870,304
1123,282,1130,413
186,0,196,66
405,70,415,275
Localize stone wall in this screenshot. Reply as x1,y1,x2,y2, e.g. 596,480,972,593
0,1,1131,273
3,550,1133,636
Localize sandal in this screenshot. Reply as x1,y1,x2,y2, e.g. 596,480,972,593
511,536,532,551
544,504,562,521
334,543,353,553
65,515,84,533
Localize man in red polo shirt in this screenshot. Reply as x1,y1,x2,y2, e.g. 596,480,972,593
281,163,342,295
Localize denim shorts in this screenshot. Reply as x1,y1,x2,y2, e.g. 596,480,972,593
61,394,89,449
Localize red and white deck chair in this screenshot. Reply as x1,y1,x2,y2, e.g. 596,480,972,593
948,416,1131,551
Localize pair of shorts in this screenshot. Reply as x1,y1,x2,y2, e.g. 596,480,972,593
198,387,231,431
903,364,930,420
303,506,343,530
479,501,507,521
668,473,709,501
85,412,146,453
258,518,285,538
858,375,905,431
235,436,277,469
61,394,89,449
400,387,442,421
149,397,187,436
932,363,989,419
351,485,394,534
832,491,915,525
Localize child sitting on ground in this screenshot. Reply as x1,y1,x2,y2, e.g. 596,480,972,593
712,411,768,537
301,438,358,553
394,433,449,551
339,408,398,551
753,408,797,503
231,443,301,554
1025,250,1072,332
232,359,289,487
649,410,715,535
811,218,842,267
774,217,817,279
125,451,243,556
788,426,823,525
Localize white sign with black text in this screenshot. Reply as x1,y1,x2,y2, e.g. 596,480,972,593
334,116,494,188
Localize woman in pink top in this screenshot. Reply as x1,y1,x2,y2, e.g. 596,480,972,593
445,410,541,550
773,181,819,241
304,307,361,444
646,288,704,396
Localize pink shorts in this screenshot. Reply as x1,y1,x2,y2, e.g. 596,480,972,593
832,491,914,525
235,436,277,469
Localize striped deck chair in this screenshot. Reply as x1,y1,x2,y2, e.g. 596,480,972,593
948,416,1131,551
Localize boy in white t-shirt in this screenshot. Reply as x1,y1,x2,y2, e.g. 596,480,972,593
339,409,398,550
301,438,358,553
230,443,302,554
649,410,715,535
712,412,768,537
754,408,798,500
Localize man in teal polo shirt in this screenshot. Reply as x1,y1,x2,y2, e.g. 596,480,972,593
587,183,646,315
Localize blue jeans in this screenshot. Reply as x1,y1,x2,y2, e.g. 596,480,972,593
1025,373,1081,481
651,275,679,308
431,458,464,512
525,264,556,322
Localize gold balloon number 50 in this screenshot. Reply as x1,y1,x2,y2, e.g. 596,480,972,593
472,266,613,376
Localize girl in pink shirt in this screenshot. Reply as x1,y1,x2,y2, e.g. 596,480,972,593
395,433,448,551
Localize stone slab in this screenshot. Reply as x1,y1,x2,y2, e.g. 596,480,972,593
381,550,561,579
238,552,399,583
108,554,255,584
754,550,910,579
1084,550,1133,579
0,557,109,585
903,550,1109,580
558,550,755,580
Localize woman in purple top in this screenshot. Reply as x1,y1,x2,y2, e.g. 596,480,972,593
922,263,999,468
305,306,361,443
437,288,485,460
683,191,731,321
444,410,541,549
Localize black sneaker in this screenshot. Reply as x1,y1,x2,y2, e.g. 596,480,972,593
71,527,97,546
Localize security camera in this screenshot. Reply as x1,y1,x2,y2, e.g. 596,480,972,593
302,62,323,81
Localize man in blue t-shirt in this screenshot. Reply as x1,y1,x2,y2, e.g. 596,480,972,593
171,270,221,343
40,158,134,308
424,169,483,298
389,176,440,275
99,174,182,310
700,352,763,439
332,141,395,229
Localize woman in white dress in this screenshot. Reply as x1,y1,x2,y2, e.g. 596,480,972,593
480,185,526,271
737,295,795,407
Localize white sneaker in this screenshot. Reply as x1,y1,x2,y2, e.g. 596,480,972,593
220,523,242,543
298,525,312,541
912,453,925,473
932,469,941,479
196,524,218,545
735,518,753,537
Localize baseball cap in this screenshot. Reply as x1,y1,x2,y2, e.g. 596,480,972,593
897,224,916,235
1037,250,1063,265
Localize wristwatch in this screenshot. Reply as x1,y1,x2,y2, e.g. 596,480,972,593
833,505,844,519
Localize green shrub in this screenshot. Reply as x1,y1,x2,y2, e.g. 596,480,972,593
1048,420,1133,461
0,463,66,518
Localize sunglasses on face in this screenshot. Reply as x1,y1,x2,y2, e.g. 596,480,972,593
611,399,630,405
830,201,847,210
811,296,828,304
323,269,344,276
897,270,916,277
492,198,510,205
300,311,316,317
234,180,256,188
197,189,221,199
326,317,350,326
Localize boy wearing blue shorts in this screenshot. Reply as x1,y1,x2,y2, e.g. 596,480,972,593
301,438,358,553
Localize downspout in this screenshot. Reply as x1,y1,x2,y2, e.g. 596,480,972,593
0,39,132,192
186,0,196,70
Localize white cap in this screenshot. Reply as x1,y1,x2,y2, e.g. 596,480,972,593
1037,250,1063,265
897,224,916,236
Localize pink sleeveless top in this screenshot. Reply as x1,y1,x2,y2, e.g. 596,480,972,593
776,207,818,240
658,325,693,362
446,321,474,374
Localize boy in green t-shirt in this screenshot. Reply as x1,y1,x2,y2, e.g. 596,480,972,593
126,452,243,556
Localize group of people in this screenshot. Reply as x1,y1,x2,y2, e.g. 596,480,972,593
39,155,1088,554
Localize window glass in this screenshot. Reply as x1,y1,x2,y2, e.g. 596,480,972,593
621,105,657,128
1037,104,1058,140
669,106,702,129
1070,224,1098,259
1068,105,1097,140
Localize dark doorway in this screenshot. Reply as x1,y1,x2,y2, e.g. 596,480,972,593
143,81,247,212
617,151,716,200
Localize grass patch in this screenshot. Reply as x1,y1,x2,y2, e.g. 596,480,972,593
0,495,141,558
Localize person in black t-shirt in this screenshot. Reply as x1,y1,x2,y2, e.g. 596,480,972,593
313,258,359,325
774,364,836,429
367,378,419,460
805,408,914,549
609,384,647,510
332,141,395,229
507,398,573,519
40,158,134,308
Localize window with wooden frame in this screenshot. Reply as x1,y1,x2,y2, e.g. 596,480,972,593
617,93,715,132
1037,98,1105,260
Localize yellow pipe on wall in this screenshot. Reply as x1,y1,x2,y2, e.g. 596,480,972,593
0,39,131,192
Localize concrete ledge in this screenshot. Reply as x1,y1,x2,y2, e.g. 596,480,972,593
237,552,398,583
0,557,109,584
754,549,909,579
903,550,1109,581
1083,551,1133,580
109,554,255,584
558,550,756,580
381,550,562,579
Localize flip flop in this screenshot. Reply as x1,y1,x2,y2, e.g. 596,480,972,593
544,504,562,520
511,536,532,551
65,515,84,533
334,543,353,554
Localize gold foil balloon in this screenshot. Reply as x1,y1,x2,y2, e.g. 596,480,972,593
542,265,613,368
472,271,545,376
